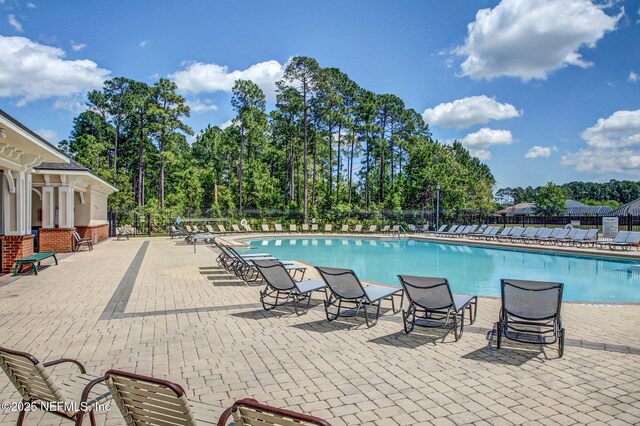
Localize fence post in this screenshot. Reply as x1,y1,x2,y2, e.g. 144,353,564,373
629,214,633,231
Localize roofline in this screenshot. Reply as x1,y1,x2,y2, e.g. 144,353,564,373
0,108,69,162
34,169,118,193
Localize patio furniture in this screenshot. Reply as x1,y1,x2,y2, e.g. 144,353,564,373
254,260,326,315
275,224,283,233
381,225,391,233
217,398,331,426
430,224,447,235
116,227,130,240
262,224,271,233
217,224,230,235
316,266,403,327
609,231,640,251
73,231,93,252
534,228,564,244
558,229,588,246
522,228,551,244
438,225,460,237
496,278,565,357
311,224,319,232
504,227,525,242
231,224,244,233
398,275,477,340
289,224,298,232
456,225,477,238
577,228,599,247
353,224,363,233
407,224,418,233
340,224,349,233
0,346,111,425
324,224,332,233
104,369,218,425
170,225,187,239
242,223,254,232
492,226,512,241
302,223,310,232
593,230,629,249
367,224,378,233
12,251,58,276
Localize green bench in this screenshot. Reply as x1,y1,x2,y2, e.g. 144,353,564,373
12,252,58,276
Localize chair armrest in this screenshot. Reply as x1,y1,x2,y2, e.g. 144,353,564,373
216,406,234,426
80,376,108,407
43,358,87,374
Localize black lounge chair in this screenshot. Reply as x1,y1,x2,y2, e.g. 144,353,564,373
497,278,565,357
316,266,403,327
254,260,326,315
609,231,640,251
398,275,477,341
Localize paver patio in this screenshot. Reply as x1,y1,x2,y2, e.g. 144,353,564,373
1,236,639,425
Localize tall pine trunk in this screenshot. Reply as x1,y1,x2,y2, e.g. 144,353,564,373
335,123,341,207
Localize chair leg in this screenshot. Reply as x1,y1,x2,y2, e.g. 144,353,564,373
16,407,27,426
496,321,502,349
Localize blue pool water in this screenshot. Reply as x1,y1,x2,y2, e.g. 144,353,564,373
241,238,640,303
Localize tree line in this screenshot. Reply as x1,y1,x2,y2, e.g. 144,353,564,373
62,56,497,220
496,180,640,209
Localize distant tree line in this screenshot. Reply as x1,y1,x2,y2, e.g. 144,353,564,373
496,180,640,209
61,56,496,219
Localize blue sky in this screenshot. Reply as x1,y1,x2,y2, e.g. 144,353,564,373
1,0,639,188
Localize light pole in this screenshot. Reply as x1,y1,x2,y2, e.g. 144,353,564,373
435,184,441,230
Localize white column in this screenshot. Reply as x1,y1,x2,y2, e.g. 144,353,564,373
2,170,30,236
42,187,55,228
58,186,75,228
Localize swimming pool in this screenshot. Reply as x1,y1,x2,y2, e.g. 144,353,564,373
241,238,640,303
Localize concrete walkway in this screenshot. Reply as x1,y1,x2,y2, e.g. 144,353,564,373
0,236,639,425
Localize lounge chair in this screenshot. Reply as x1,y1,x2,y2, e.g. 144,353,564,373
367,224,378,233
553,228,578,246
398,275,477,340
594,230,629,249
213,241,305,282
381,225,391,233
407,224,418,233
437,224,459,237
231,224,243,233
522,228,551,244
288,224,297,233
535,228,563,244
302,223,310,232
73,231,93,252
390,225,401,234
205,224,215,233
512,227,538,243
493,226,512,241
468,225,490,239
429,224,447,236
577,228,599,247
505,227,526,242
497,278,565,357
242,223,253,232
254,260,326,315
311,224,319,232
559,229,589,246
353,224,363,233
316,266,403,327
261,224,271,233
217,224,229,234
0,346,111,425
340,224,349,233
457,225,477,237
116,227,130,240
324,224,332,233
218,398,331,426
609,231,640,251
104,369,218,425
275,224,283,233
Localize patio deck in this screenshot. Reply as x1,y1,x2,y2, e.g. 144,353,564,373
1,236,639,425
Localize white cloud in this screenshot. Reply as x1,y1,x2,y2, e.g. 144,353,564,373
422,95,522,129
171,60,285,99
459,127,513,160
187,99,218,113
139,40,150,48
26,2,36,8
580,110,640,148
71,41,86,51
525,145,557,158
218,119,234,129
35,129,57,142
455,0,622,81
8,15,23,32
52,95,87,114
630,71,639,82
0,36,110,106
561,109,640,175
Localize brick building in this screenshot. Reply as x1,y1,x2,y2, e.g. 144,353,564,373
0,109,117,273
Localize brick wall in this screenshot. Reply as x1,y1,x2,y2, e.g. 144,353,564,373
39,228,75,253
76,224,109,243
1,235,34,273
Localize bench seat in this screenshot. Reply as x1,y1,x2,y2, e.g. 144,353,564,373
13,251,58,276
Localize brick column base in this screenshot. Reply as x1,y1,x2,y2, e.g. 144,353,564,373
1,235,35,273
76,224,109,243
39,228,75,253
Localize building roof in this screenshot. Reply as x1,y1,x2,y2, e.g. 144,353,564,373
609,198,640,216
498,200,613,216
36,160,89,172
0,108,67,159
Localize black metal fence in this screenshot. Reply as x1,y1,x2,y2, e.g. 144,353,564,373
107,208,640,237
